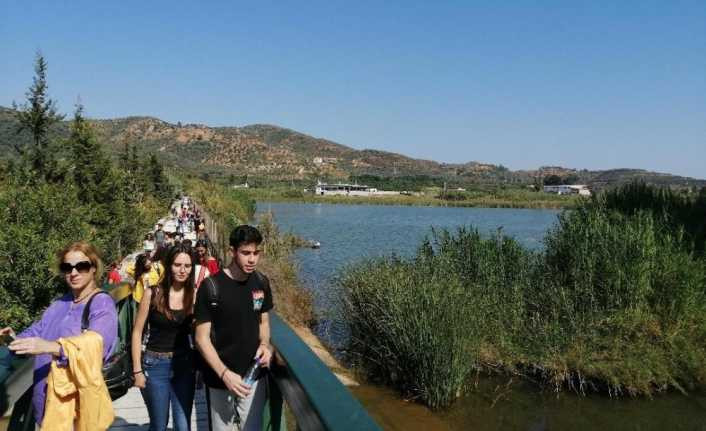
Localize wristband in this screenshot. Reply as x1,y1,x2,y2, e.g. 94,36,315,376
220,368,229,379
133,370,144,375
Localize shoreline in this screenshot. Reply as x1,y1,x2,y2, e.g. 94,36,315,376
250,194,577,210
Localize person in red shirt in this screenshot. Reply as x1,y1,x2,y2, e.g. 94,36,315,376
108,261,122,285
195,240,220,275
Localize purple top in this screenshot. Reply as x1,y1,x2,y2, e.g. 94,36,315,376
18,292,118,425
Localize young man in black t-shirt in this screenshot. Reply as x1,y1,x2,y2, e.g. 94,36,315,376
194,225,274,431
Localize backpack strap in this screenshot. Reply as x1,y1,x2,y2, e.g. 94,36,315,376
203,276,220,347
81,290,112,332
252,270,266,286
204,276,219,309
204,271,264,307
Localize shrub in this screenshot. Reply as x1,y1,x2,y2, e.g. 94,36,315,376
339,183,706,408
0,182,95,328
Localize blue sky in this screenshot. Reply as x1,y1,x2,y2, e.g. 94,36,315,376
2,1,704,178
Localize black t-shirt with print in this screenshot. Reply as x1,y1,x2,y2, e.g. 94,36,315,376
194,270,273,389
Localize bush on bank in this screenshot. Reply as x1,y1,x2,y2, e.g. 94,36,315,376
340,183,706,409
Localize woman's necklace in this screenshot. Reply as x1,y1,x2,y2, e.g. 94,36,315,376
73,287,96,304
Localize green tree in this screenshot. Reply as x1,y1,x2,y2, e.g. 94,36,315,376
147,153,171,200
12,52,64,182
543,174,563,186
0,181,94,328
129,143,140,174
563,174,580,185
120,141,130,168
0,53,173,330
68,103,116,207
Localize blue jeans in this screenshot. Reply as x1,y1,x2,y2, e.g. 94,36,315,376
140,351,195,431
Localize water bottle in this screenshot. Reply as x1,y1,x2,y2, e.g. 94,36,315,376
242,358,261,386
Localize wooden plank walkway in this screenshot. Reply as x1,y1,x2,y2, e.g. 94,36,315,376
109,387,209,430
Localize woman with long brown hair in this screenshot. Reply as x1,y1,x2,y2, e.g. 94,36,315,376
130,243,196,431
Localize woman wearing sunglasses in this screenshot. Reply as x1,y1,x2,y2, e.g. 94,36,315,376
0,241,118,428
131,243,197,431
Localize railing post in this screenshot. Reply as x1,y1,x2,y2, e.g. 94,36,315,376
262,374,286,431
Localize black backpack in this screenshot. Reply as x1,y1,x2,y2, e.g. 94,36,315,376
82,288,135,400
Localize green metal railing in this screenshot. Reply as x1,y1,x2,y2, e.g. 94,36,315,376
267,313,381,430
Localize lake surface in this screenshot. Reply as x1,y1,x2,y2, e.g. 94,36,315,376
256,201,706,431
256,202,559,319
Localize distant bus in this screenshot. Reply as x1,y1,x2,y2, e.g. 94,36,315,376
315,182,378,196
543,185,591,196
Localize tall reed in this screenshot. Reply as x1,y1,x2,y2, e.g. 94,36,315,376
340,183,706,408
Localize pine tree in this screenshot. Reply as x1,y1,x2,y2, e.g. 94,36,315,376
13,52,64,182
129,144,141,174
147,153,171,200
67,103,144,262
120,141,130,168
68,103,115,205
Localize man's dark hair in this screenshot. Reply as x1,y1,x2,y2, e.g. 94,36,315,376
229,225,263,249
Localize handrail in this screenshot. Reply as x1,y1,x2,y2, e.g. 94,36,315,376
269,313,381,431
0,349,32,419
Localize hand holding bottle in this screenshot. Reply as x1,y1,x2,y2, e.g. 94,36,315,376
242,359,261,387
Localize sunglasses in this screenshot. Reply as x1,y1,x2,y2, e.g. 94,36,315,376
59,261,93,274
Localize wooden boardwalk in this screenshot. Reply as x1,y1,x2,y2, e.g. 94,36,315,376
109,387,209,431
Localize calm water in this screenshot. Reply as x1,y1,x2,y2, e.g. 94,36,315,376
256,202,706,431
257,202,558,315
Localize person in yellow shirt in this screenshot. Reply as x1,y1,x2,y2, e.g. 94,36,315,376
126,253,164,302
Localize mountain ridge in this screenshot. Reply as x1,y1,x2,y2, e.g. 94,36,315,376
1,106,703,189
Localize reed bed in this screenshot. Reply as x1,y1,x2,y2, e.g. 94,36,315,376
340,183,706,409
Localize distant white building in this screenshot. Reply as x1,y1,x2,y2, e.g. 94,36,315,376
315,181,378,196
313,157,338,165
543,185,591,196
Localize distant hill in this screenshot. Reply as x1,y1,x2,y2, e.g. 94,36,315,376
1,106,704,189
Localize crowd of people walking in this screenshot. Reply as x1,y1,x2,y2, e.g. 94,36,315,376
1,196,274,431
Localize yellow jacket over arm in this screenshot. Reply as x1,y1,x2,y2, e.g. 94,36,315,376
41,331,114,431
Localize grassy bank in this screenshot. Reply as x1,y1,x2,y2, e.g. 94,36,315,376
340,183,706,409
248,186,579,209
257,213,314,327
